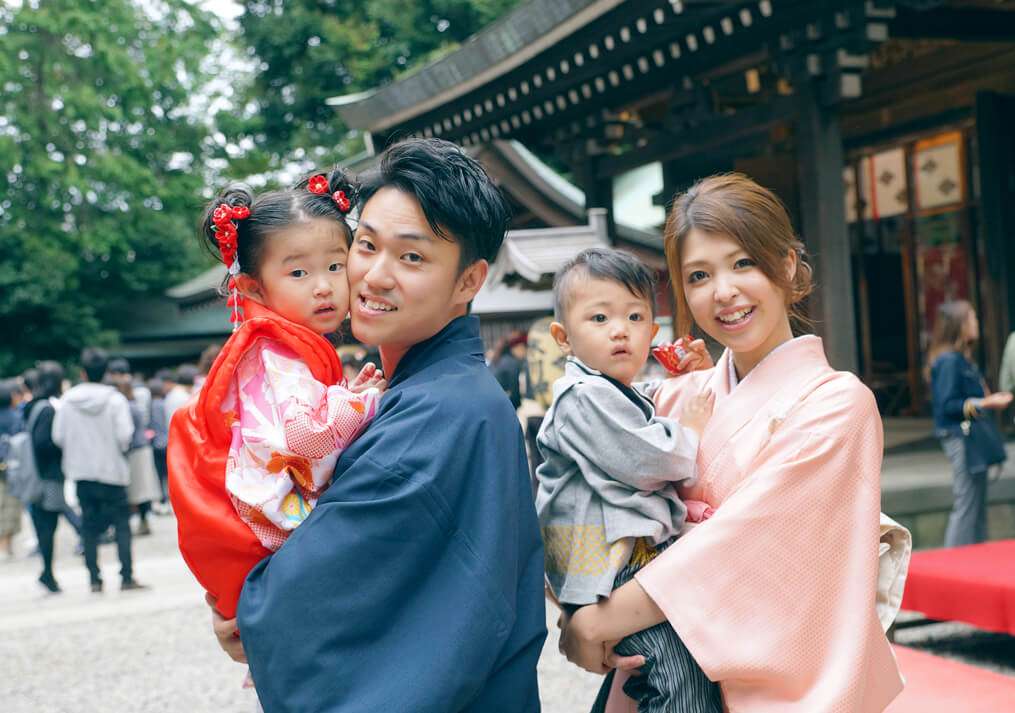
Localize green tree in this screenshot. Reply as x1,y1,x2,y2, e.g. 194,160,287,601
226,0,521,174
0,0,219,373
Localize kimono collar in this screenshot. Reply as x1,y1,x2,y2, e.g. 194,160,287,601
726,335,809,391
563,356,654,419
701,334,832,461
388,315,485,388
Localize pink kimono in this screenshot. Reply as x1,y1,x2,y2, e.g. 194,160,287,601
606,336,905,713
224,339,379,551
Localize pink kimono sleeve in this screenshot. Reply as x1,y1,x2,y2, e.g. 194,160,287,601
632,378,903,713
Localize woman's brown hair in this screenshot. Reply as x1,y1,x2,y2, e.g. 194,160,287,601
926,299,975,376
663,173,813,336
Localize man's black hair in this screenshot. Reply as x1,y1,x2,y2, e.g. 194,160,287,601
357,138,511,273
81,347,109,383
553,247,657,321
175,364,199,387
34,361,65,399
108,357,131,375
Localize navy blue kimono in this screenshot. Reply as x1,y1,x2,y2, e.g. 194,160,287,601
237,316,546,712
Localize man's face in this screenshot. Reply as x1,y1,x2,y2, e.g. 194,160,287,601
348,187,476,351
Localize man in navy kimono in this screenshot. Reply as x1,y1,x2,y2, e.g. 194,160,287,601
211,139,546,712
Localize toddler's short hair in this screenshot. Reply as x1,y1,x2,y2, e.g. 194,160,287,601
553,248,656,321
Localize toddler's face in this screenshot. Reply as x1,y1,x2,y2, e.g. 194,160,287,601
551,277,658,386
247,218,351,334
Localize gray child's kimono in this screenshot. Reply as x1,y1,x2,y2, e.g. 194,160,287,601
534,356,699,606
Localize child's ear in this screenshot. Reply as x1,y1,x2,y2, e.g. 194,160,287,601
234,274,265,304
549,321,571,355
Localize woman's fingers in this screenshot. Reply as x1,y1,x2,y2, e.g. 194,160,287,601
608,652,647,673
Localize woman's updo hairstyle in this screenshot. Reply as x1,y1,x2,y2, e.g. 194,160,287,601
663,172,814,336
199,167,359,290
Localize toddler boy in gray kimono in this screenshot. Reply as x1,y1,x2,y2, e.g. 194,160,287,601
535,248,722,713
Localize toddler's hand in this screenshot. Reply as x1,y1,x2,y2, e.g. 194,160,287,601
681,388,714,436
349,362,387,394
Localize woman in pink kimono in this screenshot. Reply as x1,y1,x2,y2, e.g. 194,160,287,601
562,173,907,712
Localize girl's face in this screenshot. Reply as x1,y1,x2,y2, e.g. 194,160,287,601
242,218,350,334
680,228,795,375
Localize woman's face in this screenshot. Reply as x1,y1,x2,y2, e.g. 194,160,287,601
679,228,795,373
962,308,980,342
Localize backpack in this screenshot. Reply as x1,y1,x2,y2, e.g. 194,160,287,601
4,402,45,505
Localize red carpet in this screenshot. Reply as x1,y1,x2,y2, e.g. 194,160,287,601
901,540,1015,636
887,646,1015,713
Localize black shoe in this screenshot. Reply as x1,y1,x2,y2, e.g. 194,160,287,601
90,581,103,594
38,574,62,594
121,579,150,592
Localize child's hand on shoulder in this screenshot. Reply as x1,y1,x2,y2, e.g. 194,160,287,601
349,362,387,394
681,388,714,436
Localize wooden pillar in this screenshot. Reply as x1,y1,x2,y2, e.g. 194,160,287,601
795,83,859,374
975,91,1015,383
575,155,616,243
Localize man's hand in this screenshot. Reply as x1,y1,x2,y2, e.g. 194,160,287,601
349,362,387,394
206,592,247,663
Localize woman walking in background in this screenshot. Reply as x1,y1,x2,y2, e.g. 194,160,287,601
25,362,80,592
929,300,1012,546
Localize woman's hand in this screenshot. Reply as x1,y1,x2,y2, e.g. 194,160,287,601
560,605,647,675
349,362,387,394
982,391,1013,410
678,338,713,373
206,592,247,663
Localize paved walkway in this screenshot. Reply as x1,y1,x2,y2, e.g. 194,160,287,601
0,511,602,713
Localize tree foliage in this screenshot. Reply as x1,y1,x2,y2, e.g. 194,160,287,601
0,0,219,373
227,0,522,173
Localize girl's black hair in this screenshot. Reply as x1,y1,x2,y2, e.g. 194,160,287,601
199,167,358,284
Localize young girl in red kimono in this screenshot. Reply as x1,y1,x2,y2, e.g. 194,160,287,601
168,170,383,620
560,174,910,712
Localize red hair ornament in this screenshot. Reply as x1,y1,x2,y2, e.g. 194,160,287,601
211,203,251,330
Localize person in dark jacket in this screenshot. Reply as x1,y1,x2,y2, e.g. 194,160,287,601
928,301,1013,546
24,362,83,593
493,331,529,409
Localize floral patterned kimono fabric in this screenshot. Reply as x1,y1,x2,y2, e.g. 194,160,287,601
168,301,377,618
604,336,907,713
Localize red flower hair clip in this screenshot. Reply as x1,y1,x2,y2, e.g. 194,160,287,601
307,174,353,214
307,174,329,194
332,190,351,214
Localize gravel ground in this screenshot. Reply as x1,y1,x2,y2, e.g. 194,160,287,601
1,511,1011,712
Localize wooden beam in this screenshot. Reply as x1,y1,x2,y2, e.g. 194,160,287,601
594,96,797,179
891,7,1015,43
